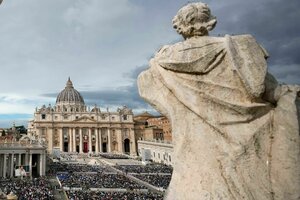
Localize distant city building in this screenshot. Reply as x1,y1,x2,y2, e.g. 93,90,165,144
147,116,172,142
28,78,136,156
134,112,173,165
138,140,173,166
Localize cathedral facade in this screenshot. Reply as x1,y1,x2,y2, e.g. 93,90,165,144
28,78,136,156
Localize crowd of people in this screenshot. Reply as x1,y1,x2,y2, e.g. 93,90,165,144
99,153,129,159
115,164,173,174
133,174,172,189
48,160,171,199
66,190,164,200
0,177,54,200
59,153,78,161
58,173,147,189
47,163,112,175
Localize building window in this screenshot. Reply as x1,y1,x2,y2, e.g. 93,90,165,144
112,116,115,120
158,153,160,159
41,114,46,119
101,115,105,120
64,115,68,119
123,115,127,120
54,116,58,120
76,116,79,119
91,116,94,119
153,152,155,157
169,155,171,162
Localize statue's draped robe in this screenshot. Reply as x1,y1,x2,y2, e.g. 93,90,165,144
153,35,272,126
138,35,300,200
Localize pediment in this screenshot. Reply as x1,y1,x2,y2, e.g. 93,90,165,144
73,116,96,122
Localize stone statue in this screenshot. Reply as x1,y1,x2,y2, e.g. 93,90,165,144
137,2,300,200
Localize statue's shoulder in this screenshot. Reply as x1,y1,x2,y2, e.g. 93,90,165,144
155,36,224,59
152,36,226,74
229,34,269,58
156,36,224,56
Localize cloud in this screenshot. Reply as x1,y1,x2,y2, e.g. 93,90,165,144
42,65,153,112
0,94,53,114
0,114,32,128
0,0,299,128
210,0,300,84
269,64,300,85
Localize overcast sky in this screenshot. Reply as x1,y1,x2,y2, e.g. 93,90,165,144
0,0,299,127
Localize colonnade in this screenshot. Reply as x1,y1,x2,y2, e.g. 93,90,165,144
46,127,136,155
0,149,46,178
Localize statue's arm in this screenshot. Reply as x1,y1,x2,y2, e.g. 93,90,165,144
263,72,300,105
259,44,269,59
262,72,280,104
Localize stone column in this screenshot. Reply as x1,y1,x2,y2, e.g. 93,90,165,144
15,153,19,166
0,154,3,177
130,128,137,155
88,128,92,153
73,128,76,152
43,152,46,176
39,154,43,176
59,128,64,152
118,129,123,154
10,153,14,178
25,153,29,167
99,128,102,153
39,153,45,176
69,128,72,152
18,154,22,167
107,128,111,152
29,153,32,177
79,128,83,153
47,128,53,154
95,128,99,154
7,155,11,177
3,154,7,178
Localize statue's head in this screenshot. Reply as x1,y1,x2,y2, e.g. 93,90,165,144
172,2,217,39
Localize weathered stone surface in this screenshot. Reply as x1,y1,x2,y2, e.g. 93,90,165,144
137,2,300,200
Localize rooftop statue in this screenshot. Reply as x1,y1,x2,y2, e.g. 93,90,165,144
138,2,300,200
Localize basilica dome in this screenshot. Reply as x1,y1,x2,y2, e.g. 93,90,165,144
56,78,85,105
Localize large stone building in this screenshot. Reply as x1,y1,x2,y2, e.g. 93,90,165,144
28,78,136,156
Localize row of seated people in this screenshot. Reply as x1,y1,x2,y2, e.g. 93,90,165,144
115,164,173,174
67,190,164,200
99,153,129,159
132,174,172,189
47,163,113,174
0,177,54,200
58,173,147,189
